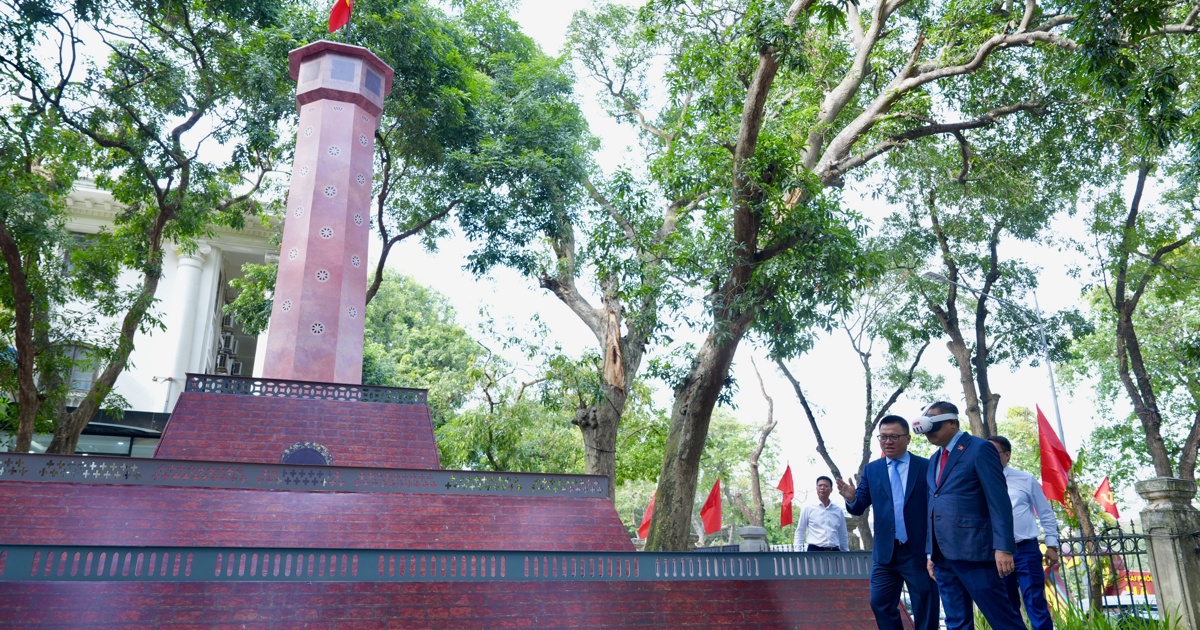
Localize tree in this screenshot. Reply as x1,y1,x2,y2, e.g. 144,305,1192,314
0,0,289,453
1067,0,1200,481
1070,247,1200,483
0,103,86,452
571,0,1131,550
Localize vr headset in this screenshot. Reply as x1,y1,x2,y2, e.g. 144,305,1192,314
911,412,958,435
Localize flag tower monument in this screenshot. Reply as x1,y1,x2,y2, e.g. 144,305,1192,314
261,40,393,384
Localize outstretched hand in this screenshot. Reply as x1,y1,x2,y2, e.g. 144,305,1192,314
835,476,856,502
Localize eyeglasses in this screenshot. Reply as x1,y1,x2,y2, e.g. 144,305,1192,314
876,434,910,443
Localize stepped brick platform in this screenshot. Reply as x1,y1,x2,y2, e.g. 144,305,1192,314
0,375,879,628
155,375,440,469
0,454,630,551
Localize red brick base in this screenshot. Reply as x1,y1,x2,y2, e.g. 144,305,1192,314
155,391,441,469
0,579,875,629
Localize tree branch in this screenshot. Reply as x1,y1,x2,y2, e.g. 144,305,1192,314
775,358,842,479
828,101,1044,179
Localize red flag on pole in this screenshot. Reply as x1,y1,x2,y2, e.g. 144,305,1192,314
328,0,353,33
637,492,655,540
700,479,722,535
1038,405,1072,504
776,465,795,526
1094,477,1121,519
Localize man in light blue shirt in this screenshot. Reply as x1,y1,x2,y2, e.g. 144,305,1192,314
988,435,1061,630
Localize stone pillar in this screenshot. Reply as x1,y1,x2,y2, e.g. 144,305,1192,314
738,526,768,552
1135,477,1200,627
262,41,394,384
166,243,211,385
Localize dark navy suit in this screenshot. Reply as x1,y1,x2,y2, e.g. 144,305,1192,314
846,453,939,630
925,431,1025,630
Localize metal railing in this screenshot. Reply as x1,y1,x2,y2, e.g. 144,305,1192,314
184,373,427,405
0,545,873,583
1052,521,1156,618
0,453,609,498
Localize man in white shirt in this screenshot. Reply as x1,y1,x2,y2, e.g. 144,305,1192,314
794,476,849,551
988,435,1061,630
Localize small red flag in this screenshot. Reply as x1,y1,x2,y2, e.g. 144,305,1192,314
328,0,353,33
1094,477,1121,519
1038,405,1072,504
776,465,795,527
638,492,655,540
700,479,722,535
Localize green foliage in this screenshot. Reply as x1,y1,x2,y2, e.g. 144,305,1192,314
359,271,480,429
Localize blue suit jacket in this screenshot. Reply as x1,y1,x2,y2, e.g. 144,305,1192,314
925,432,1015,563
846,453,930,565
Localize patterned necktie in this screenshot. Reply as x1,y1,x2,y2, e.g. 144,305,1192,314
936,448,949,485
890,459,907,544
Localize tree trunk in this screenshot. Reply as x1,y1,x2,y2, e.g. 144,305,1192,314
945,337,987,437
0,223,42,453
646,315,752,551
574,385,628,501
47,271,161,454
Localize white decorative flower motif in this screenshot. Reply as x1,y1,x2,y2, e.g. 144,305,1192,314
333,105,344,112
324,186,337,198
281,300,292,312
348,307,358,318
293,206,304,217
351,255,361,268
288,247,298,260
328,146,341,157
303,127,313,137
356,173,366,186
298,166,309,176
360,115,368,123
320,227,333,239
359,134,368,146
353,214,363,226
315,269,330,282
311,322,325,335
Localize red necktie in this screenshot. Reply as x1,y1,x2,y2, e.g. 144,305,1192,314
936,448,949,485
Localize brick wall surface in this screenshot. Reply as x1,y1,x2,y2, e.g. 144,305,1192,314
0,482,635,552
154,392,441,469
0,579,875,629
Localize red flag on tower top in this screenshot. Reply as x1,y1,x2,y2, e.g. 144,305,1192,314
328,0,353,33
1095,477,1121,520
1037,405,1072,504
700,479,722,536
776,465,795,527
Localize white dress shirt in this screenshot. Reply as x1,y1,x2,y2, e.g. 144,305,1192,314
793,501,850,551
1003,466,1061,547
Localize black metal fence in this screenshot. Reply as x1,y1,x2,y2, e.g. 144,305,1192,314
1052,521,1156,619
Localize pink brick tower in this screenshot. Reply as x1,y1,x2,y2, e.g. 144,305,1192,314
262,41,394,384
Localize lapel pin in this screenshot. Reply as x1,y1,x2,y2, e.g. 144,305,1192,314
956,445,965,451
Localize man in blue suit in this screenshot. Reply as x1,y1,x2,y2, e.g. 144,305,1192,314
914,401,1025,630
836,415,939,630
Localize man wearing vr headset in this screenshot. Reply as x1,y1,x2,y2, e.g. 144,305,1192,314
913,401,1025,630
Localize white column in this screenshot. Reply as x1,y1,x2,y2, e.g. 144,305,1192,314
164,243,210,406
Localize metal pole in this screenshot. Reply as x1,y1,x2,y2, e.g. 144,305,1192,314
1032,292,1068,444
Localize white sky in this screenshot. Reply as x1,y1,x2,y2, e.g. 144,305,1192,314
379,0,1144,514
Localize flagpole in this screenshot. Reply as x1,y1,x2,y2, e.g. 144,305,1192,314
1032,292,1068,444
